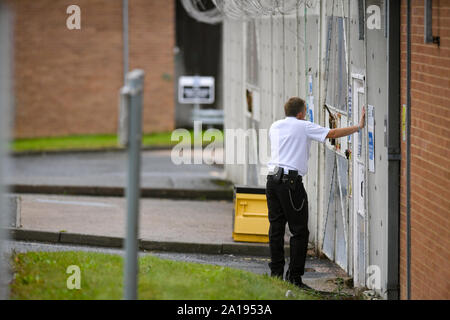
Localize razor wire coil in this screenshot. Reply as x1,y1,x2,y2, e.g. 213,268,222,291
182,0,319,24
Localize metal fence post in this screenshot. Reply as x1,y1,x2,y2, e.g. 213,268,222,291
0,1,12,300
121,69,144,300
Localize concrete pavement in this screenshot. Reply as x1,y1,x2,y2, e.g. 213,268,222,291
17,194,233,245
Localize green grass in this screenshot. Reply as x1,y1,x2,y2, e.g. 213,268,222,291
10,251,324,300
11,130,224,152
12,134,119,152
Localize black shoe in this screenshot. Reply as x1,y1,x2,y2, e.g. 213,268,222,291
295,280,314,291
288,277,314,291
286,270,314,291
270,272,284,279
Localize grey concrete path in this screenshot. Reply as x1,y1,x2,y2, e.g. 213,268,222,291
17,194,234,245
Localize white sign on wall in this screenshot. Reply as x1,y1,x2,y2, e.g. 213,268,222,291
178,76,215,104
368,105,375,173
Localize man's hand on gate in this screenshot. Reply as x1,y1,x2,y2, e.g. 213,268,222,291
326,106,367,139
359,106,366,129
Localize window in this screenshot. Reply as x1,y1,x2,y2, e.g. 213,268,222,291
246,20,259,88
325,16,347,112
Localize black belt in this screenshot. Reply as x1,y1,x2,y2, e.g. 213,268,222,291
267,173,302,179
267,172,302,183
281,174,302,183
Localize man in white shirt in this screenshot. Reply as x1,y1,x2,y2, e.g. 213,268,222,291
266,97,365,289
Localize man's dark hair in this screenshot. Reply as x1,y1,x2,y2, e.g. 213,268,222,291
284,97,306,117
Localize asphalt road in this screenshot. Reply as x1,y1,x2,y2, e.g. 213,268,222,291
7,150,227,190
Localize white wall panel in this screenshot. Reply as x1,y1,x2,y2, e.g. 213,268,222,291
272,16,285,121
284,14,298,100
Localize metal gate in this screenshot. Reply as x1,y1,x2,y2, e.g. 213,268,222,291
321,2,369,286
321,10,351,273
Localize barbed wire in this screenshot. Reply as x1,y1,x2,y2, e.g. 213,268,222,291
181,0,319,24
181,0,223,24
213,0,319,19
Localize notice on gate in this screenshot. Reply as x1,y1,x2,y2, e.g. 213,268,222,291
308,96,315,123
368,105,375,173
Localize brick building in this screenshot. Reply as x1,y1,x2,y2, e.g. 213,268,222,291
9,0,174,138
400,0,450,300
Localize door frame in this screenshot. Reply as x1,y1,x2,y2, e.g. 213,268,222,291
351,73,367,287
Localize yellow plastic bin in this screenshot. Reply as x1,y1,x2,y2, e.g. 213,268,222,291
232,186,269,243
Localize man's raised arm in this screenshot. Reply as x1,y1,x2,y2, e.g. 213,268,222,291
326,107,366,139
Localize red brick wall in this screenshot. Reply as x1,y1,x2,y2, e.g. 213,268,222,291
400,0,450,300
10,0,174,138
129,0,175,134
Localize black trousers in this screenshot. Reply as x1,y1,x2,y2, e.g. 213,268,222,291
266,175,309,278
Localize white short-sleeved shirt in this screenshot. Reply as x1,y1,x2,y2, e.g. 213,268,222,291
267,117,330,177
